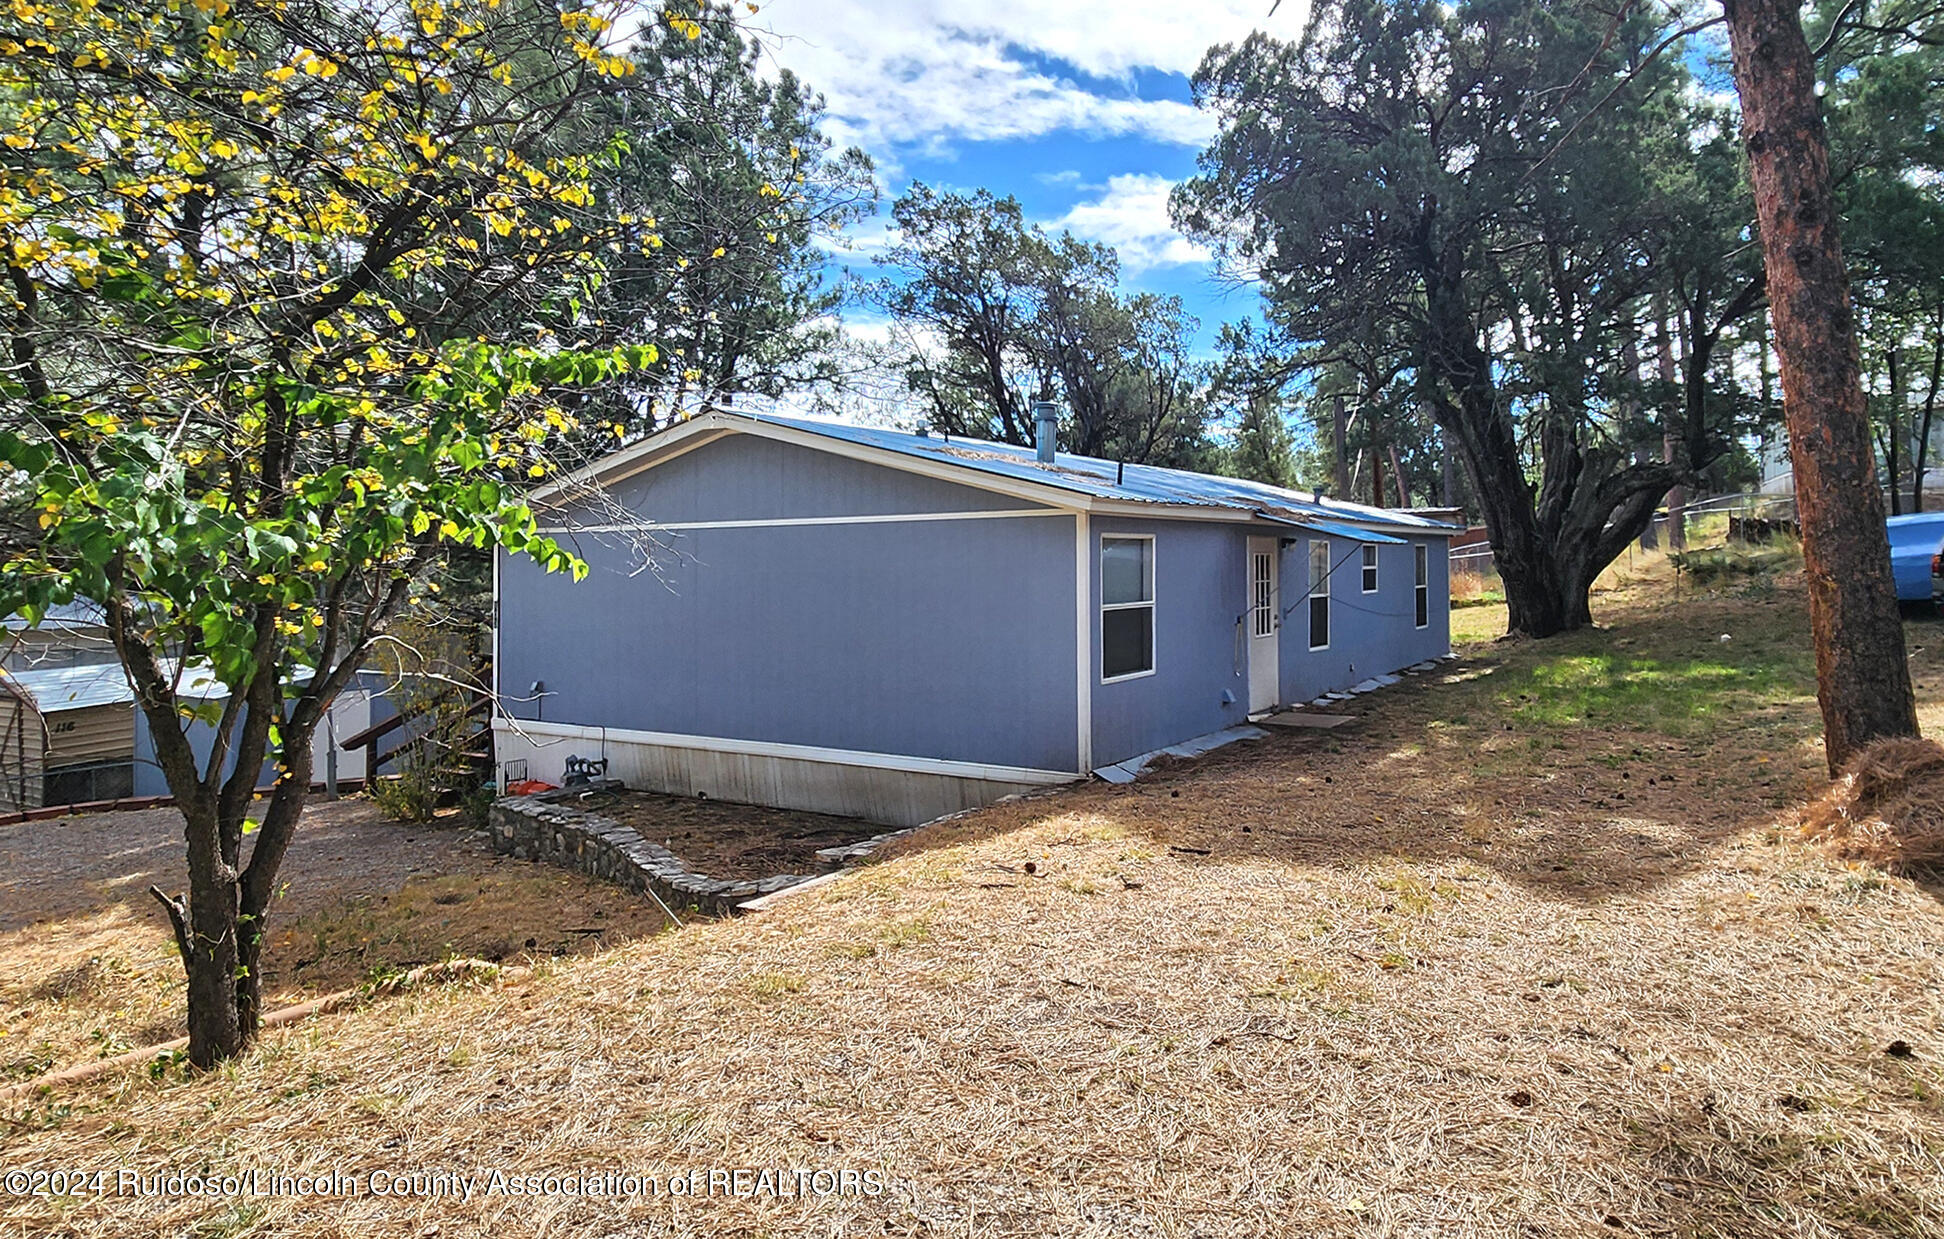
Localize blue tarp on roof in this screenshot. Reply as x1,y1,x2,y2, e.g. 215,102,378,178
726,407,1459,535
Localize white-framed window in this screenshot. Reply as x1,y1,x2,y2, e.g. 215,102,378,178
1308,539,1331,650
1252,549,1275,637
1101,535,1155,681
1414,543,1430,629
1361,543,1379,593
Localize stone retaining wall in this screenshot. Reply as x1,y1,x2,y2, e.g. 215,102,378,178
488,794,812,916
491,780,1069,914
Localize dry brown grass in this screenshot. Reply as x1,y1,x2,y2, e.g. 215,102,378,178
0,802,673,1086
3,565,1943,1238
1448,567,1503,608
1802,738,1944,871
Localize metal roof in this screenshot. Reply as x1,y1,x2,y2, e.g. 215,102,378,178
715,406,1460,535
3,660,260,714
3,662,136,713
1,598,108,632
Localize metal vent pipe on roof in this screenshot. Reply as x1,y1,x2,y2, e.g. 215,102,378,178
1033,400,1060,464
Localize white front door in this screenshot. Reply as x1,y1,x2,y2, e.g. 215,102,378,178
1247,537,1280,713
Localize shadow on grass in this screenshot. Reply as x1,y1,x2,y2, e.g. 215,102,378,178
1611,1098,1937,1238
892,580,1896,906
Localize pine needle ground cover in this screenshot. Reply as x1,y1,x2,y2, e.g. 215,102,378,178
4,561,1942,1238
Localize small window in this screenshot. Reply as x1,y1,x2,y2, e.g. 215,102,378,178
1414,544,1430,629
1308,540,1331,650
1361,544,1379,593
1102,536,1154,680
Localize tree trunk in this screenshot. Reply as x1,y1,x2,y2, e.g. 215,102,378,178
1332,393,1350,499
1723,0,1919,773
1438,423,1457,508
1656,308,1686,550
1624,335,1658,551
1915,310,1943,512
1436,378,1580,637
179,799,245,1069
1886,346,1903,515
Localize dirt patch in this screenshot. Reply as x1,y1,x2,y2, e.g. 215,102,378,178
593,788,884,879
0,799,483,933
1801,736,1944,869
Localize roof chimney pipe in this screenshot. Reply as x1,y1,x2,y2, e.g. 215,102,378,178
1033,400,1059,464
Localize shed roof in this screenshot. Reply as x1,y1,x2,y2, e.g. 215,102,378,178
545,406,1459,537
3,662,136,713
4,660,261,714
1,598,108,632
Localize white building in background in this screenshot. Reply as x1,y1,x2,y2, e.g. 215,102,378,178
1756,436,1794,495
1757,429,1944,502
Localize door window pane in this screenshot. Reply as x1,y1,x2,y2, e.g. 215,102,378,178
1252,552,1274,637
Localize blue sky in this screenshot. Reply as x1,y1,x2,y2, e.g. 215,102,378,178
747,0,1315,354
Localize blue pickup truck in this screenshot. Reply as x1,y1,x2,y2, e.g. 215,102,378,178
1885,511,1944,602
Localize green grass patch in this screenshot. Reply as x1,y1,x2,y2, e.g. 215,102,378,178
1494,646,1809,738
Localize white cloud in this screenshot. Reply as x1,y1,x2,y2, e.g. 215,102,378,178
748,1,1309,157
810,217,900,261
1048,174,1211,273
822,310,908,349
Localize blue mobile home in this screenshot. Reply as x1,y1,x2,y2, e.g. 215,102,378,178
494,409,1456,825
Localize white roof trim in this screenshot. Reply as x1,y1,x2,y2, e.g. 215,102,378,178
533,412,1084,514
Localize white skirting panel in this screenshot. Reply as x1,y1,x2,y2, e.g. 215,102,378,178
493,720,1076,828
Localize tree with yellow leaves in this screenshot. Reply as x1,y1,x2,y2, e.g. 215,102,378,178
0,0,686,1066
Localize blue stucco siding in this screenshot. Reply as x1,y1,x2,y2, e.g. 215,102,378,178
502,425,1454,781
1088,517,1251,768
500,512,1081,772
551,432,1052,527
1279,534,1451,704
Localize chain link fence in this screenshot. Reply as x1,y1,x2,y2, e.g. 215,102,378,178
1447,491,1807,587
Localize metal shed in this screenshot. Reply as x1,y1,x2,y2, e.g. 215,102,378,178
0,673,43,812
5,663,138,804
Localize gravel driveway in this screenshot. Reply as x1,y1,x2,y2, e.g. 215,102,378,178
0,798,499,934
